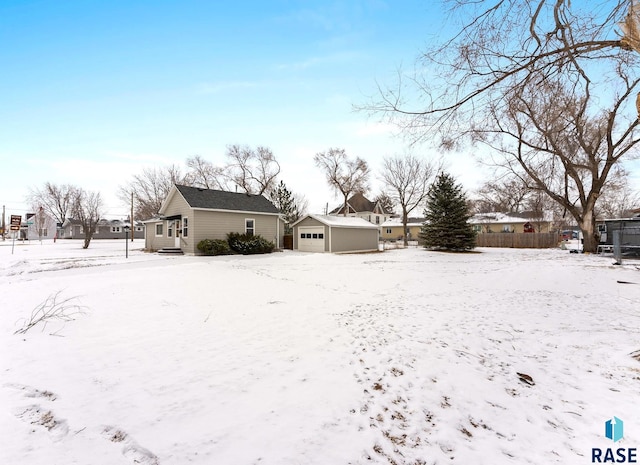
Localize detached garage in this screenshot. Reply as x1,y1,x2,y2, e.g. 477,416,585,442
292,214,380,253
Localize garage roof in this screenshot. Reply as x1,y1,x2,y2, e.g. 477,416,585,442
293,214,379,229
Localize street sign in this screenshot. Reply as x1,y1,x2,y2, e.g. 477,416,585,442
10,215,21,231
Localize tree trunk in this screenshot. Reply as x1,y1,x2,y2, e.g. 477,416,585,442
83,232,92,249
402,208,409,246
578,210,599,253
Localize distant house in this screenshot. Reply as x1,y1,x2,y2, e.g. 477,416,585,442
599,211,640,248
329,193,392,226
144,184,283,254
468,212,553,234
20,211,58,241
292,214,379,253
60,218,144,239
380,217,426,242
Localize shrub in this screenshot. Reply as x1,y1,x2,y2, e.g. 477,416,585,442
197,238,232,256
226,232,275,255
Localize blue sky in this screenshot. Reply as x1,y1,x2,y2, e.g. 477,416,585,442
2,0,476,218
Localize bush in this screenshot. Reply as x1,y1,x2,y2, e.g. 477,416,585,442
226,232,275,255
197,239,232,256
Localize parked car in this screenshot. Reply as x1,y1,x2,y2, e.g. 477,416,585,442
562,230,578,241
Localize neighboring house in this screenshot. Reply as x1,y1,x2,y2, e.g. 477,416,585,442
20,211,58,240
143,184,283,254
60,218,144,239
380,217,426,242
93,219,145,239
468,212,553,234
329,192,392,226
292,214,379,253
60,218,84,239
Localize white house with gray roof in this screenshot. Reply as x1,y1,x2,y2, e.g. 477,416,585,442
144,184,284,254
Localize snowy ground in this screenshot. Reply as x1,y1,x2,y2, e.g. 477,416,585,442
1,238,639,464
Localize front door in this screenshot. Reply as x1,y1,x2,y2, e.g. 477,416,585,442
174,219,181,248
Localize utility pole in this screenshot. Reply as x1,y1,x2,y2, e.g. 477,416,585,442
130,191,134,242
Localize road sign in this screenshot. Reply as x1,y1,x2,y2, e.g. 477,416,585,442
10,215,21,231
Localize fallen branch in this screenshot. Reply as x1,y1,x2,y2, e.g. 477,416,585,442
14,291,86,335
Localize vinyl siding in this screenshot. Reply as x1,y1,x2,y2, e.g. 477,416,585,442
191,210,280,255
331,227,378,253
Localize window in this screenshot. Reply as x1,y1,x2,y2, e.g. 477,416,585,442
135,226,143,231
312,233,318,239
111,226,121,233
502,225,512,232
155,223,163,237
386,228,392,234
473,225,482,233
182,217,188,238
376,216,380,224
167,221,173,237
318,233,324,239
300,233,305,239
245,219,255,236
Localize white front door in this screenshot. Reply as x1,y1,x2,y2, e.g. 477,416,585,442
174,219,181,248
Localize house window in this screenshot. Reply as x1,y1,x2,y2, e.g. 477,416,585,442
155,223,163,237
182,217,188,238
111,226,121,233
136,226,143,231
473,225,482,233
167,221,173,237
502,225,512,232
376,216,380,224
245,219,255,236
386,228,392,234
318,233,324,239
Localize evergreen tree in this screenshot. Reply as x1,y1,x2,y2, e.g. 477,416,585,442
420,173,476,251
269,180,301,234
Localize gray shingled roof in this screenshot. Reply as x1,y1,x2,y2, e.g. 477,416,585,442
175,185,279,214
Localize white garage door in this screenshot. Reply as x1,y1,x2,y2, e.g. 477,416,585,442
298,227,326,252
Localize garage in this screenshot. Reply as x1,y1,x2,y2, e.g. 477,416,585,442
298,226,326,253
292,214,379,253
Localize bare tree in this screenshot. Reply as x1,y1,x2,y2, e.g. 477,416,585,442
226,145,280,195
119,165,187,220
314,148,370,217
380,154,436,245
27,182,78,225
185,155,229,190
364,0,640,252
474,177,533,214
71,189,103,249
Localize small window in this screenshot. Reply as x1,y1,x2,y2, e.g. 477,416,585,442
318,233,324,239
182,217,189,238
300,233,305,239
245,219,255,236
111,226,121,233
502,225,512,232
136,226,143,231
167,221,173,237
386,228,392,234
312,233,318,239
155,223,163,237
376,216,380,224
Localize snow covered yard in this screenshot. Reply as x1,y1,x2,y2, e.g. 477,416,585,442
1,239,639,464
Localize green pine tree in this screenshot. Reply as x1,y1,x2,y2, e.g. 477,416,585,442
269,180,299,234
420,172,476,251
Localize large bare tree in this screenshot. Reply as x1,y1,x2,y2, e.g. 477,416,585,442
185,155,229,190
119,165,187,220
365,0,640,252
380,154,436,245
314,148,370,217
27,182,78,225
226,145,280,195
71,189,103,249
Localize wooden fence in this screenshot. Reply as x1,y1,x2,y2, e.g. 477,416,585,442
476,232,560,249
